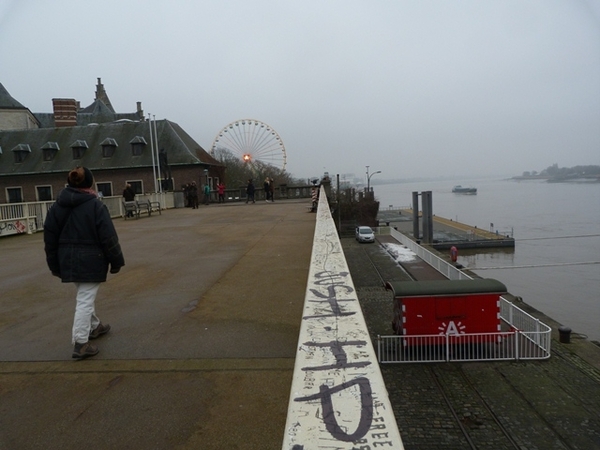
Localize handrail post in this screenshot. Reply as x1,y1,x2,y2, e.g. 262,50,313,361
24,203,33,234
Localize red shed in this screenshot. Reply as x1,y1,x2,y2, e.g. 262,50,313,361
385,279,507,340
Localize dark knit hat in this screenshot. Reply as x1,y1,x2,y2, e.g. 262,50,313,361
67,166,94,189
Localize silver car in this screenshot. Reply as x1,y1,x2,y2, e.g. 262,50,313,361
355,226,375,243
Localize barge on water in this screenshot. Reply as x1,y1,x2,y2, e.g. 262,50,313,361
452,185,477,194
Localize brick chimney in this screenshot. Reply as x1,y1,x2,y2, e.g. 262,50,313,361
52,98,78,127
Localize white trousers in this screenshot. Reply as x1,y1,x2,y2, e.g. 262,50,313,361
72,282,101,345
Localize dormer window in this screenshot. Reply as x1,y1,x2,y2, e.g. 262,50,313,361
129,136,147,156
11,144,31,163
42,142,60,161
100,138,118,158
70,140,88,159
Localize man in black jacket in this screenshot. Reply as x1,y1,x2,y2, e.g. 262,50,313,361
122,183,135,217
44,166,125,360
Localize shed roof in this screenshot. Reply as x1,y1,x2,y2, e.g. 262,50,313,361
385,279,507,297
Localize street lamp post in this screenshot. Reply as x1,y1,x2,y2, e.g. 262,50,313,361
367,169,381,193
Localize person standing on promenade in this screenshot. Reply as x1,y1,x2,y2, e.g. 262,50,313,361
44,166,125,360
269,177,275,202
188,181,199,209
246,179,256,203
217,182,225,203
182,183,190,207
203,183,211,205
264,177,271,202
122,183,135,217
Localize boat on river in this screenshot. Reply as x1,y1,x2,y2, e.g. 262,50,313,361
452,185,477,194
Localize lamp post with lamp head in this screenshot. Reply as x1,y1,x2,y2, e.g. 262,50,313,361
367,170,381,193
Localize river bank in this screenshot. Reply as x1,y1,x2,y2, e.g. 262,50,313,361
373,177,600,342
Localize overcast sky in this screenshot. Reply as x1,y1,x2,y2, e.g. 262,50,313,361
1,0,599,181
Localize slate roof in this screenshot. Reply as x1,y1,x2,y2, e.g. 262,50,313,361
0,83,27,109
0,119,222,177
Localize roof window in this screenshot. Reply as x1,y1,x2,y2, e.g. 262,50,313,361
100,138,118,158
11,144,31,163
129,136,147,156
70,140,88,159
41,142,60,161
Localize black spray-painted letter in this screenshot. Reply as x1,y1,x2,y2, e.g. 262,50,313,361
294,377,373,442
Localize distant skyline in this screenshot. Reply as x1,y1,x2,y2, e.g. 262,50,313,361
1,0,599,181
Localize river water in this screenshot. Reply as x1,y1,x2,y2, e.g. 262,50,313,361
374,177,600,342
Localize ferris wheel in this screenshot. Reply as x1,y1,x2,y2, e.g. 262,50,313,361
210,119,287,171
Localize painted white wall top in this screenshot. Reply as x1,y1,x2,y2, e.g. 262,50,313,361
283,186,404,449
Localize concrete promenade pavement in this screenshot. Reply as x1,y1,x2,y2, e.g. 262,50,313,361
0,199,316,450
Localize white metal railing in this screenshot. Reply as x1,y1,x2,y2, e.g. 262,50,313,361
378,307,552,363
0,201,54,236
0,192,175,238
376,227,552,363
387,227,471,280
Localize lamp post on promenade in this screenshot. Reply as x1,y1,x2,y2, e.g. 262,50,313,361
367,169,381,193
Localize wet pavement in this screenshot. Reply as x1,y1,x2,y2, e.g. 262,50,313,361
0,200,315,450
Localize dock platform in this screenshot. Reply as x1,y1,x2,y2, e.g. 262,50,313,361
378,208,515,249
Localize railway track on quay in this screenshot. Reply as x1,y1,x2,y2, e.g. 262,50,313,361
342,237,600,450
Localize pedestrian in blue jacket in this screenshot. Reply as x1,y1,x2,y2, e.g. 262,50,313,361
44,166,125,359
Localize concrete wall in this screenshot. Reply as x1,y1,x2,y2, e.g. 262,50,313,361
282,186,404,449
0,110,39,131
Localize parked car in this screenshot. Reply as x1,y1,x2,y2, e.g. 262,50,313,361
355,226,375,243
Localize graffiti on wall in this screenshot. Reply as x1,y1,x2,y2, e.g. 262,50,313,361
0,219,36,236
283,190,403,449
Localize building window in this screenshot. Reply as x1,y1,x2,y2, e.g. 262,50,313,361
36,186,53,201
14,151,27,163
6,187,23,203
41,142,60,161
100,138,118,158
126,180,143,195
96,182,113,197
11,144,31,163
70,140,88,159
130,136,147,156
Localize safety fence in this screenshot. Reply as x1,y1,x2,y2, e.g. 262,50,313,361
0,201,52,236
0,193,172,238
378,315,551,363
386,226,472,280
376,227,552,363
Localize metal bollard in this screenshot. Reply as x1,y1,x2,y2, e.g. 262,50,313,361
558,326,572,344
